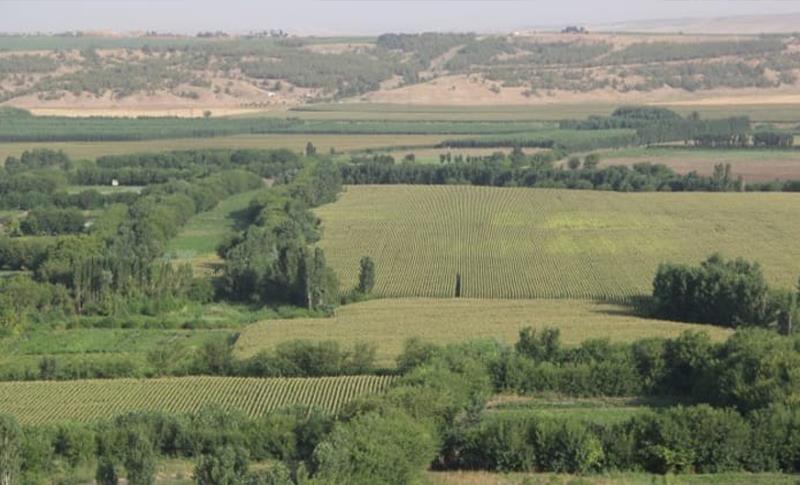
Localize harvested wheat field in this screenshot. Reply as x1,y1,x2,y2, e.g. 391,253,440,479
235,298,732,365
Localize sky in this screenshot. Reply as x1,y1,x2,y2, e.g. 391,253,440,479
1,0,800,35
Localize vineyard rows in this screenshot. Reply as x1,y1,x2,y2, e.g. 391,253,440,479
316,185,800,301
0,375,396,425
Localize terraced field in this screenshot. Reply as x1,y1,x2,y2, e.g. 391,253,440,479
316,185,800,300
0,375,397,425
235,298,733,365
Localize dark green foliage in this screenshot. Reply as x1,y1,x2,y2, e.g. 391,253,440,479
0,415,21,485
515,327,561,362
244,463,294,485
341,155,758,192
312,410,438,485
95,455,119,485
218,162,341,308
712,329,800,412
121,426,157,485
356,256,376,295
241,340,377,377
635,405,750,473
194,445,250,485
54,423,95,467
20,208,86,236
653,254,771,327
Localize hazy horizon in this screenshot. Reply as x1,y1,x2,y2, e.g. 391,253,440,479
2,0,800,35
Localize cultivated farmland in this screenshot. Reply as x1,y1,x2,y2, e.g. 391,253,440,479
235,298,733,365
316,185,800,300
0,133,449,162
0,375,397,425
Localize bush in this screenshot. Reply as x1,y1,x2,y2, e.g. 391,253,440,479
312,410,438,485
194,445,249,485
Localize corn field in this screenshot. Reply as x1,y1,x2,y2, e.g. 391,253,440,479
316,185,800,301
0,375,396,425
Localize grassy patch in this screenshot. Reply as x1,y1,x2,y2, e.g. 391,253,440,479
166,188,266,273
234,298,732,366
315,185,800,300
66,184,145,194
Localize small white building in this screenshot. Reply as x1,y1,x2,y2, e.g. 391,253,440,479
111,179,119,187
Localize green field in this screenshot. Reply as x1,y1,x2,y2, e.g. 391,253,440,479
0,375,396,425
0,133,448,162
166,188,266,272
0,328,229,356
234,298,732,365
316,185,800,300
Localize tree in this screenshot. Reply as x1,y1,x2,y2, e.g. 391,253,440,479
305,142,317,157
0,415,21,485
194,445,249,485
357,256,376,294
567,157,581,170
652,254,770,327
583,153,600,170
96,455,119,485
302,248,339,311
122,427,157,485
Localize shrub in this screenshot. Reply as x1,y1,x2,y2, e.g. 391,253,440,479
312,410,438,485
194,445,249,485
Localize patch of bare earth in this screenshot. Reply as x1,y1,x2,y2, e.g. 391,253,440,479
600,153,800,182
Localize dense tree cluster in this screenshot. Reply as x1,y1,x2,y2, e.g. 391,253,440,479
217,160,342,311
652,254,795,329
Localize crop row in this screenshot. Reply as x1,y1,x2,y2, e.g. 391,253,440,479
0,375,397,425
316,185,800,301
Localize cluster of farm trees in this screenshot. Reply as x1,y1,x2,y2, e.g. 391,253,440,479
0,150,325,333
652,254,799,332
2,326,800,483
216,160,343,311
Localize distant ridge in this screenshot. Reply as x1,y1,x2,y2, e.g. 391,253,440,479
590,13,800,35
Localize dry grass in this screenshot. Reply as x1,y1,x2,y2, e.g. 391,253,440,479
234,298,732,366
